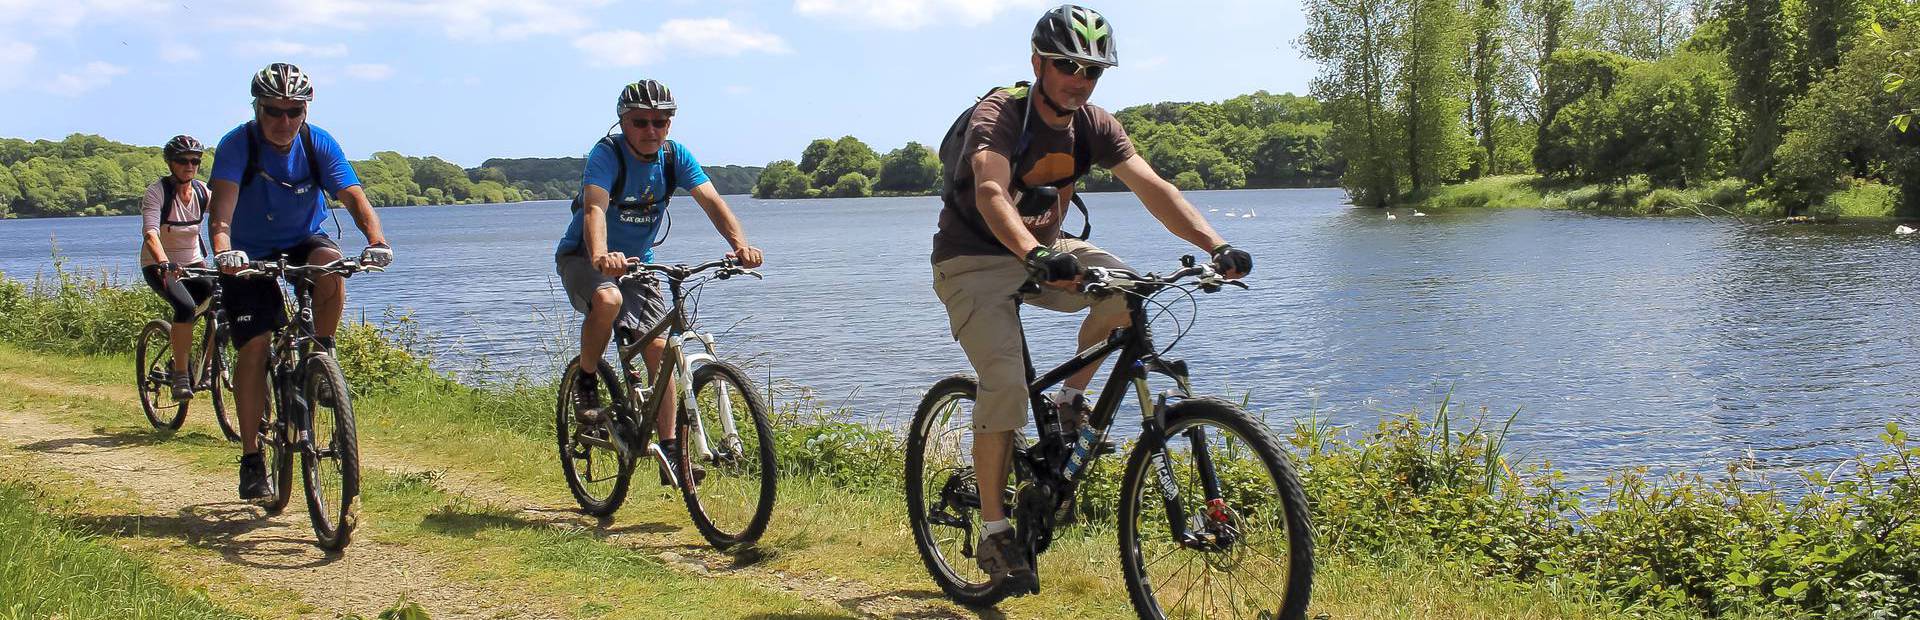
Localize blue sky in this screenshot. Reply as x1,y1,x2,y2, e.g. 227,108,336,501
0,0,1311,167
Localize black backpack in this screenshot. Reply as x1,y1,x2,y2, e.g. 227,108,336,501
240,121,324,193
157,176,211,255
938,81,1093,240
570,136,678,248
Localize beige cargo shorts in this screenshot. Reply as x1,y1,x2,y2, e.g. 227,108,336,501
931,238,1131,433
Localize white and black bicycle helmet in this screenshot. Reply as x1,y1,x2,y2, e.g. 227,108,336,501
617,79,676,116
162,135,205,161
1031,4,1118,68
250,62,314,101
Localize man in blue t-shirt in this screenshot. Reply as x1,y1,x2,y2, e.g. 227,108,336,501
208,63,393,502
557,79,763,484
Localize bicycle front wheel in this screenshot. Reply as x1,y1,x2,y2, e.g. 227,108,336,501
300,352,361,550
1118,397,1313,620
556,357,633,516
136,320,188,431
676,361,776,549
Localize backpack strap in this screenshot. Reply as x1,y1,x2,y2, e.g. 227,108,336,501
158,176,212,256
652,141,676,248
1063,110,1093,240
240,122,327,194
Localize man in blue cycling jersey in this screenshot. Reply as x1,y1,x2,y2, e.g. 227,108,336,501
557,79,763,484
208,63,393,501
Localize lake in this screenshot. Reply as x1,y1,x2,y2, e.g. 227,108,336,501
4,188,1916,482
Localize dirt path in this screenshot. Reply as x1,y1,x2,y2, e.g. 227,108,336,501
0,408,561,619
0,369,978,619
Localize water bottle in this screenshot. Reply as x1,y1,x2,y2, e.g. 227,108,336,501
1065,426,1099,478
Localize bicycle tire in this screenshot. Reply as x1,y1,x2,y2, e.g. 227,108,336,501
208,318,240,442
906,374,1024,607
1117,397,1313,620
136,320,188,431
556,356,634,516
676,361,776,549
259,365,294,515
300,352,361,550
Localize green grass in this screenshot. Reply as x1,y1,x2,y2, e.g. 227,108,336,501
0,482,247,620
1411,175,1778,217
1815,180,1901,219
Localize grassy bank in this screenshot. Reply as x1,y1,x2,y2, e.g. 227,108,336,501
4,266,1918,619
0,482,248,619
1412,175,1905,220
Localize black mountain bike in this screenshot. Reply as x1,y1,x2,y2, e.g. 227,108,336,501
233,257,380,550
136,267,240,440
555,258,777,549
906,256,1314,619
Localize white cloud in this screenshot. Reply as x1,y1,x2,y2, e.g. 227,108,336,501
575,19,790,67
237,40,350,59
212,0,607,41
159,42,202,63
344,63,394,80
793,0,1043,30
44,61,126,96
0,41,35,87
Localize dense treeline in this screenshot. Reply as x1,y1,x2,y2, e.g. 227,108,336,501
0,135,761,218
750,91,1343,199
1304,0,1920,216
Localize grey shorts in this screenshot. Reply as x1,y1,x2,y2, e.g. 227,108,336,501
556,252,668,337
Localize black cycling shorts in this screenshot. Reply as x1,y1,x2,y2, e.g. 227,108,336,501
221,235,340,347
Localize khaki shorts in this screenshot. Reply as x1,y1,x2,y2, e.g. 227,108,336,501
556,252,668,337
931,238,1130,433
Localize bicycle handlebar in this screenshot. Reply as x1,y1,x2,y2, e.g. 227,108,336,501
620,258,763,283
232,258,386,280
1077,255,1248,295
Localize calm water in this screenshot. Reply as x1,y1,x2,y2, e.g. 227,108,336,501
5,188,1917,481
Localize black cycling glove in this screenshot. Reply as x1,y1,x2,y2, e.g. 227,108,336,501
1210,243,1253,276
1025,246,1082,283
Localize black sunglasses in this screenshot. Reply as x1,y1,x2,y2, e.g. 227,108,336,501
627,118,671,129
258,103,307,119
171,157,202,166
1050,57,1105,80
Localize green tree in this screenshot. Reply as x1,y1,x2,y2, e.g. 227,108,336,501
824,172,874,198
1775,23,1920,216
0,165,19,218
754,160,803,198
1400,0,1474,193
875,142,942,193
1536,49,1636,177
811,136,881,189
797,139,833,176
1471,0,1506,177
1723,0,1790,182
1303,0,1400,205
1171,170,1206,190
1527,0,1577,167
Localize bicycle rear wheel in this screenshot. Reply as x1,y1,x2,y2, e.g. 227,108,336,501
906,375,1025,607
557,357,634,516
1118,397,1313,620
676,361,776,549
300,352,361,550
136,320,188,431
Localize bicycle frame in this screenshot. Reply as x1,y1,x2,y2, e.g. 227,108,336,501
1014,278,1214,545
611,271,743,469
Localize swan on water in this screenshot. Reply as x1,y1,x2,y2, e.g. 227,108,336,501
1387,213,1398,220
1413,210,1428,217
1897,224,1916,235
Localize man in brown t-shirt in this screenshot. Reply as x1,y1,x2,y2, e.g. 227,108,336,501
928,4,1254,590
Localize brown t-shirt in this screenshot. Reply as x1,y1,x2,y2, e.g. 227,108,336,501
932,90,1135,263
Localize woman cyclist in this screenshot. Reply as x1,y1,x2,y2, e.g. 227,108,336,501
138,135,216,402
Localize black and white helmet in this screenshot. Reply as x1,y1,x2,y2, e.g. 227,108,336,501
1031,4,1118,68
617,80,676,116
163,135,205,161
250,62,314,101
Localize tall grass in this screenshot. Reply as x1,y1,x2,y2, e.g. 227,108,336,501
0,483,246,619
1417,175,1780,217
6,265,1920,618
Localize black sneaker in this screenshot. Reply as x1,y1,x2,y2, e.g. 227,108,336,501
169,369,194,402
572,374,604,426
977,528,1037,594
238,452,274,501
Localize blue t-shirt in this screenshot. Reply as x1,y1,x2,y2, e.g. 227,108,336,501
210,122,361,256
555,138,709,262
